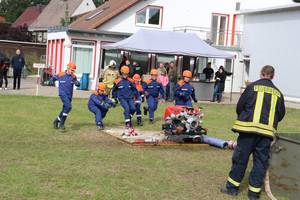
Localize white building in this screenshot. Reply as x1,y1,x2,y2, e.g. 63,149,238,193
46,0,297,92
241,4,300,102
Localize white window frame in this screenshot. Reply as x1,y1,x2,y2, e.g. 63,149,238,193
71,42,95,78
211,14,229,46
136,6,162,28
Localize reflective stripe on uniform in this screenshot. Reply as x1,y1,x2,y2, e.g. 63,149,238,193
227,177,240,187
268,95,278,127
232,120,275,137
253,91,264,123
249,185,261,193
63,113,68,116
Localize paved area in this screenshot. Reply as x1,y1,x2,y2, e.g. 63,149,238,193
1,77,300,109
0,77,90,98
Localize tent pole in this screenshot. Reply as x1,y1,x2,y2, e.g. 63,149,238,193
230,59,235,103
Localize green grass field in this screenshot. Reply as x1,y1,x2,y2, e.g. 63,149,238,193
0,95,299,200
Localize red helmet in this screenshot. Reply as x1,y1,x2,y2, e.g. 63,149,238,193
97,82,106,91
133,74,141,81
183,70,192,78
120,66,130,74
67,62,76,71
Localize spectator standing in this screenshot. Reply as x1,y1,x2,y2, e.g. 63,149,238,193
203,62,214,81
158,71,169,100
132,61,143,76
168,61,177,101
0,57,10,90
11,49,25,90
212,66,232,103
157,62,167,76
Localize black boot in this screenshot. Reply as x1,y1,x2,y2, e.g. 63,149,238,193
143,106,148,115
53,118,60,129
97,122,104,130
59,122,66,130
59,116,67,130
149,118,154,124
137,117,143,126
220,187,238,196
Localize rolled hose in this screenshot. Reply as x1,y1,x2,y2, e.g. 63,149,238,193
201,135,228,149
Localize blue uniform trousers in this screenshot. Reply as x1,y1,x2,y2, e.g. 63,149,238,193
58,95,72,124
226,133,272,198
88,106,108,125
175,99,193,107
135,102,142,118
119,98,135,123
146,96,158,120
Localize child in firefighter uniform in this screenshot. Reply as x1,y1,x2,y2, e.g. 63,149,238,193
221,65,285,200
143,69,164,123
112,66,140,135
88,83,116,130
51,62,80,130
132,74,145,126
175,70,197,107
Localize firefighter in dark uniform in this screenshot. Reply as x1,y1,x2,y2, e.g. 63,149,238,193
221,65,285,200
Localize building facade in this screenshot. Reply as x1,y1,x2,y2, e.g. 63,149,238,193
241,4,300,102
46,0,297,92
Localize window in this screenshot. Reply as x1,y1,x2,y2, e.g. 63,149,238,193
211,14,229,46
136,9,146,24
72,42,94,76
130,52,149,74
102,49,122,69
136,6,162,27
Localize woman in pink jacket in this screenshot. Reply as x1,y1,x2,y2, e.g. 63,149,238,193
158,71,169,100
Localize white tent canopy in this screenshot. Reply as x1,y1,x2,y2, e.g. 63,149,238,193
102,29,234,59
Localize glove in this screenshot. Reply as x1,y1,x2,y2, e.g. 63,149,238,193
74,79,80,87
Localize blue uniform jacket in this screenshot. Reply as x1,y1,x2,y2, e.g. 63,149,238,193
112,77,140,100
88,93,115,110
144,79,164,99
51,71,80,97
175,80,197,102
11,55,25,70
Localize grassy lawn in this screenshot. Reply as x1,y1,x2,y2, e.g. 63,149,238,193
0,95,299,200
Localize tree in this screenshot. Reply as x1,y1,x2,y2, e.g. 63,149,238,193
0,0,50,23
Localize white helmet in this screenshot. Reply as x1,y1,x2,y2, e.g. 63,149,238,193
109,60,116,66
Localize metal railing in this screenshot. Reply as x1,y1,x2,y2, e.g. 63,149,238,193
173,26,242,49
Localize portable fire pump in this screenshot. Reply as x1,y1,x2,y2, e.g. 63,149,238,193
162,106,207,143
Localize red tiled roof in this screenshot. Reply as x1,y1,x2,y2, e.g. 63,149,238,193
30,0,88,30
70,0,141,29
12,5,45,28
